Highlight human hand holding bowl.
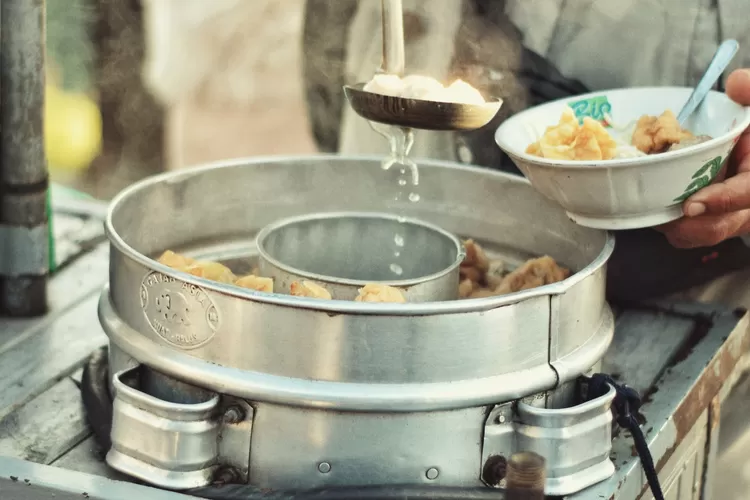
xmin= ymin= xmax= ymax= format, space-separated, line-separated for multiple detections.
xmin=657 ymin=70 xmax=750 ymax=248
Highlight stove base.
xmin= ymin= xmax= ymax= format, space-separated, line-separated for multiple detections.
xmin=84 ymin=345 xmax=619 ymax=497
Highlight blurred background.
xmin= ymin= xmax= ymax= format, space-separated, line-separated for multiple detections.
xmin=47 ymin=0 xmax=316 ymax=199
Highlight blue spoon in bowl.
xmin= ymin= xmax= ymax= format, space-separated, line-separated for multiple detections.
xmin=677 ymin=39 xmax=740 ymax=125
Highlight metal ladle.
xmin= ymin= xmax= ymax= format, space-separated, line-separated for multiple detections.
xmin=677 ymin=39 xmax=739 ymax=125
xmin=343 ymin=0 xmax=503 ymax=131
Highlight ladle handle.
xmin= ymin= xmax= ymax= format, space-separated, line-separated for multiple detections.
xmin=381 ymin=0 xmax=405 ymax=76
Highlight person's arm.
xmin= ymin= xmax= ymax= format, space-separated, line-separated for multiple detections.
xmin=450 ymin=1 xmax=588 ymax=171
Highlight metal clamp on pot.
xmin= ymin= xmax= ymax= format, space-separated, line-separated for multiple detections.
xmin=107 ymin=366 xmax=253 ymax=490
xmin=481 ymin=382 xmax=616 ymax=496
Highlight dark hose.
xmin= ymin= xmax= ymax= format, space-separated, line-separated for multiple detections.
xmin=81 ymin=347 xmax=508 ymax=499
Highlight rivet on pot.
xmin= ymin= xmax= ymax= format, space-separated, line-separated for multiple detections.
xmin=318 ymin=462 xmax=331 ymax=474
xmin=213 ymin=466 xmax=239 ymax=485
xmin=222 ymin=406 xmax=245 ymax=424
xmin=425 ymin=467 xmax=439 ymax=480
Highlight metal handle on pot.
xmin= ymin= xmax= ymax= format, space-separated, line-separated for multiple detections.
xmin=481 ymin=384 xmax=617 ymax=496
xmin=107 ymin=366 xmax=222 ymax=490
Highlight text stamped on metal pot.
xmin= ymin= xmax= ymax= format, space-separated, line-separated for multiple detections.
xmin=140 ymin=272 xmax=220 ymax=349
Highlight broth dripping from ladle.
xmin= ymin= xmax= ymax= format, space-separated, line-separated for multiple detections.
xmin=350 ymin=0 xmax=489 ymax=278
xmin=370 ymin=121 xmax=421 ymax=276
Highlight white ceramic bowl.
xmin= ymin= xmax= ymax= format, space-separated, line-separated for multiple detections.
xmin=495 ymin=87 xmax=750 ymax=230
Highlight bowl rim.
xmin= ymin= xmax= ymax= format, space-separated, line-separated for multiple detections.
xmin=494 ymin=86 xmax=750 ymax=169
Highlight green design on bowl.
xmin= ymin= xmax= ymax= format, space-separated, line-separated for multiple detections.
xmin=569 ymin=95 xmax=612 ymax=125
xmin=673 ymin=156 xmax=724 ymax=203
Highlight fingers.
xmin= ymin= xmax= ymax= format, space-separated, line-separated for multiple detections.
xmin=684 ymin=170 xmax=750 ymax=216
xmin=658 ymin=209 xmax=750 ymax=248
xmin=727 ymin=70 xmax=750 ymax=176
xmin=734 ymin=130 xmax=750 ymax=173
xmin=726 ymin=69 xmax=750 ymax=106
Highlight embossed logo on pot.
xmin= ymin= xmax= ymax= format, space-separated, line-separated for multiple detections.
xmin=140 ymin=272 xmax=220 ymax=349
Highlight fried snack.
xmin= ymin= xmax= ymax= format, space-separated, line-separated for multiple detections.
xmin=526 ymin=108 xmax=618 ymax=161
xmin=458 ymin=278 xmax=476 ymax=298
xmin=157 ymin=250 xmax=236 ymax=284
xmin=458 ymin=240 xmax=509 ymax=299
xmin=355 ymin=284 xmax=407 ymax=303
xmin=234 ymin=274 xmax=274 ymax=293
xmin=631 ymin=110 xmax=693 ymax=154
xmin=157 ymin=250 xmax=196 ymax=269
xmin=485 ymin=260 xmax=506 ymax=290
xmin=459 ymin=266 xmax=483 ymax=284
xmin=185 ymin=261 xmax=237 ymax=284
xmin=494 ymin=256 xmax=570 ymax=295
xmin=462 ymin=239 xmax=490 ymax=271
xmin=460 ymin=239 xmax=490 ymax=285
xmin=290 ymin=280 xmax=332 ymax=300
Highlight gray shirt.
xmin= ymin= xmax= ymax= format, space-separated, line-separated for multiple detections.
xmin=507 ymin=0 xmax=743 ymax=89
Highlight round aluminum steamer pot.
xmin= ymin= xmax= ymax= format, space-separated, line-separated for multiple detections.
xmin=256 ymin=211 xmax=463 ymax=302
xmin=102 ymin=155 xmax=614 ymax=410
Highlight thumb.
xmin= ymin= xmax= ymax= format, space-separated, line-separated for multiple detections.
xmin=685 ymin=167 xmax=750 ymax=216
xmin=726 ymin=69 xmax=750 ymax=106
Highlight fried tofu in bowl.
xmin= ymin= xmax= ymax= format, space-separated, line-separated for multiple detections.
xmin=495 ymin=87 xmax=750 ymax=230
